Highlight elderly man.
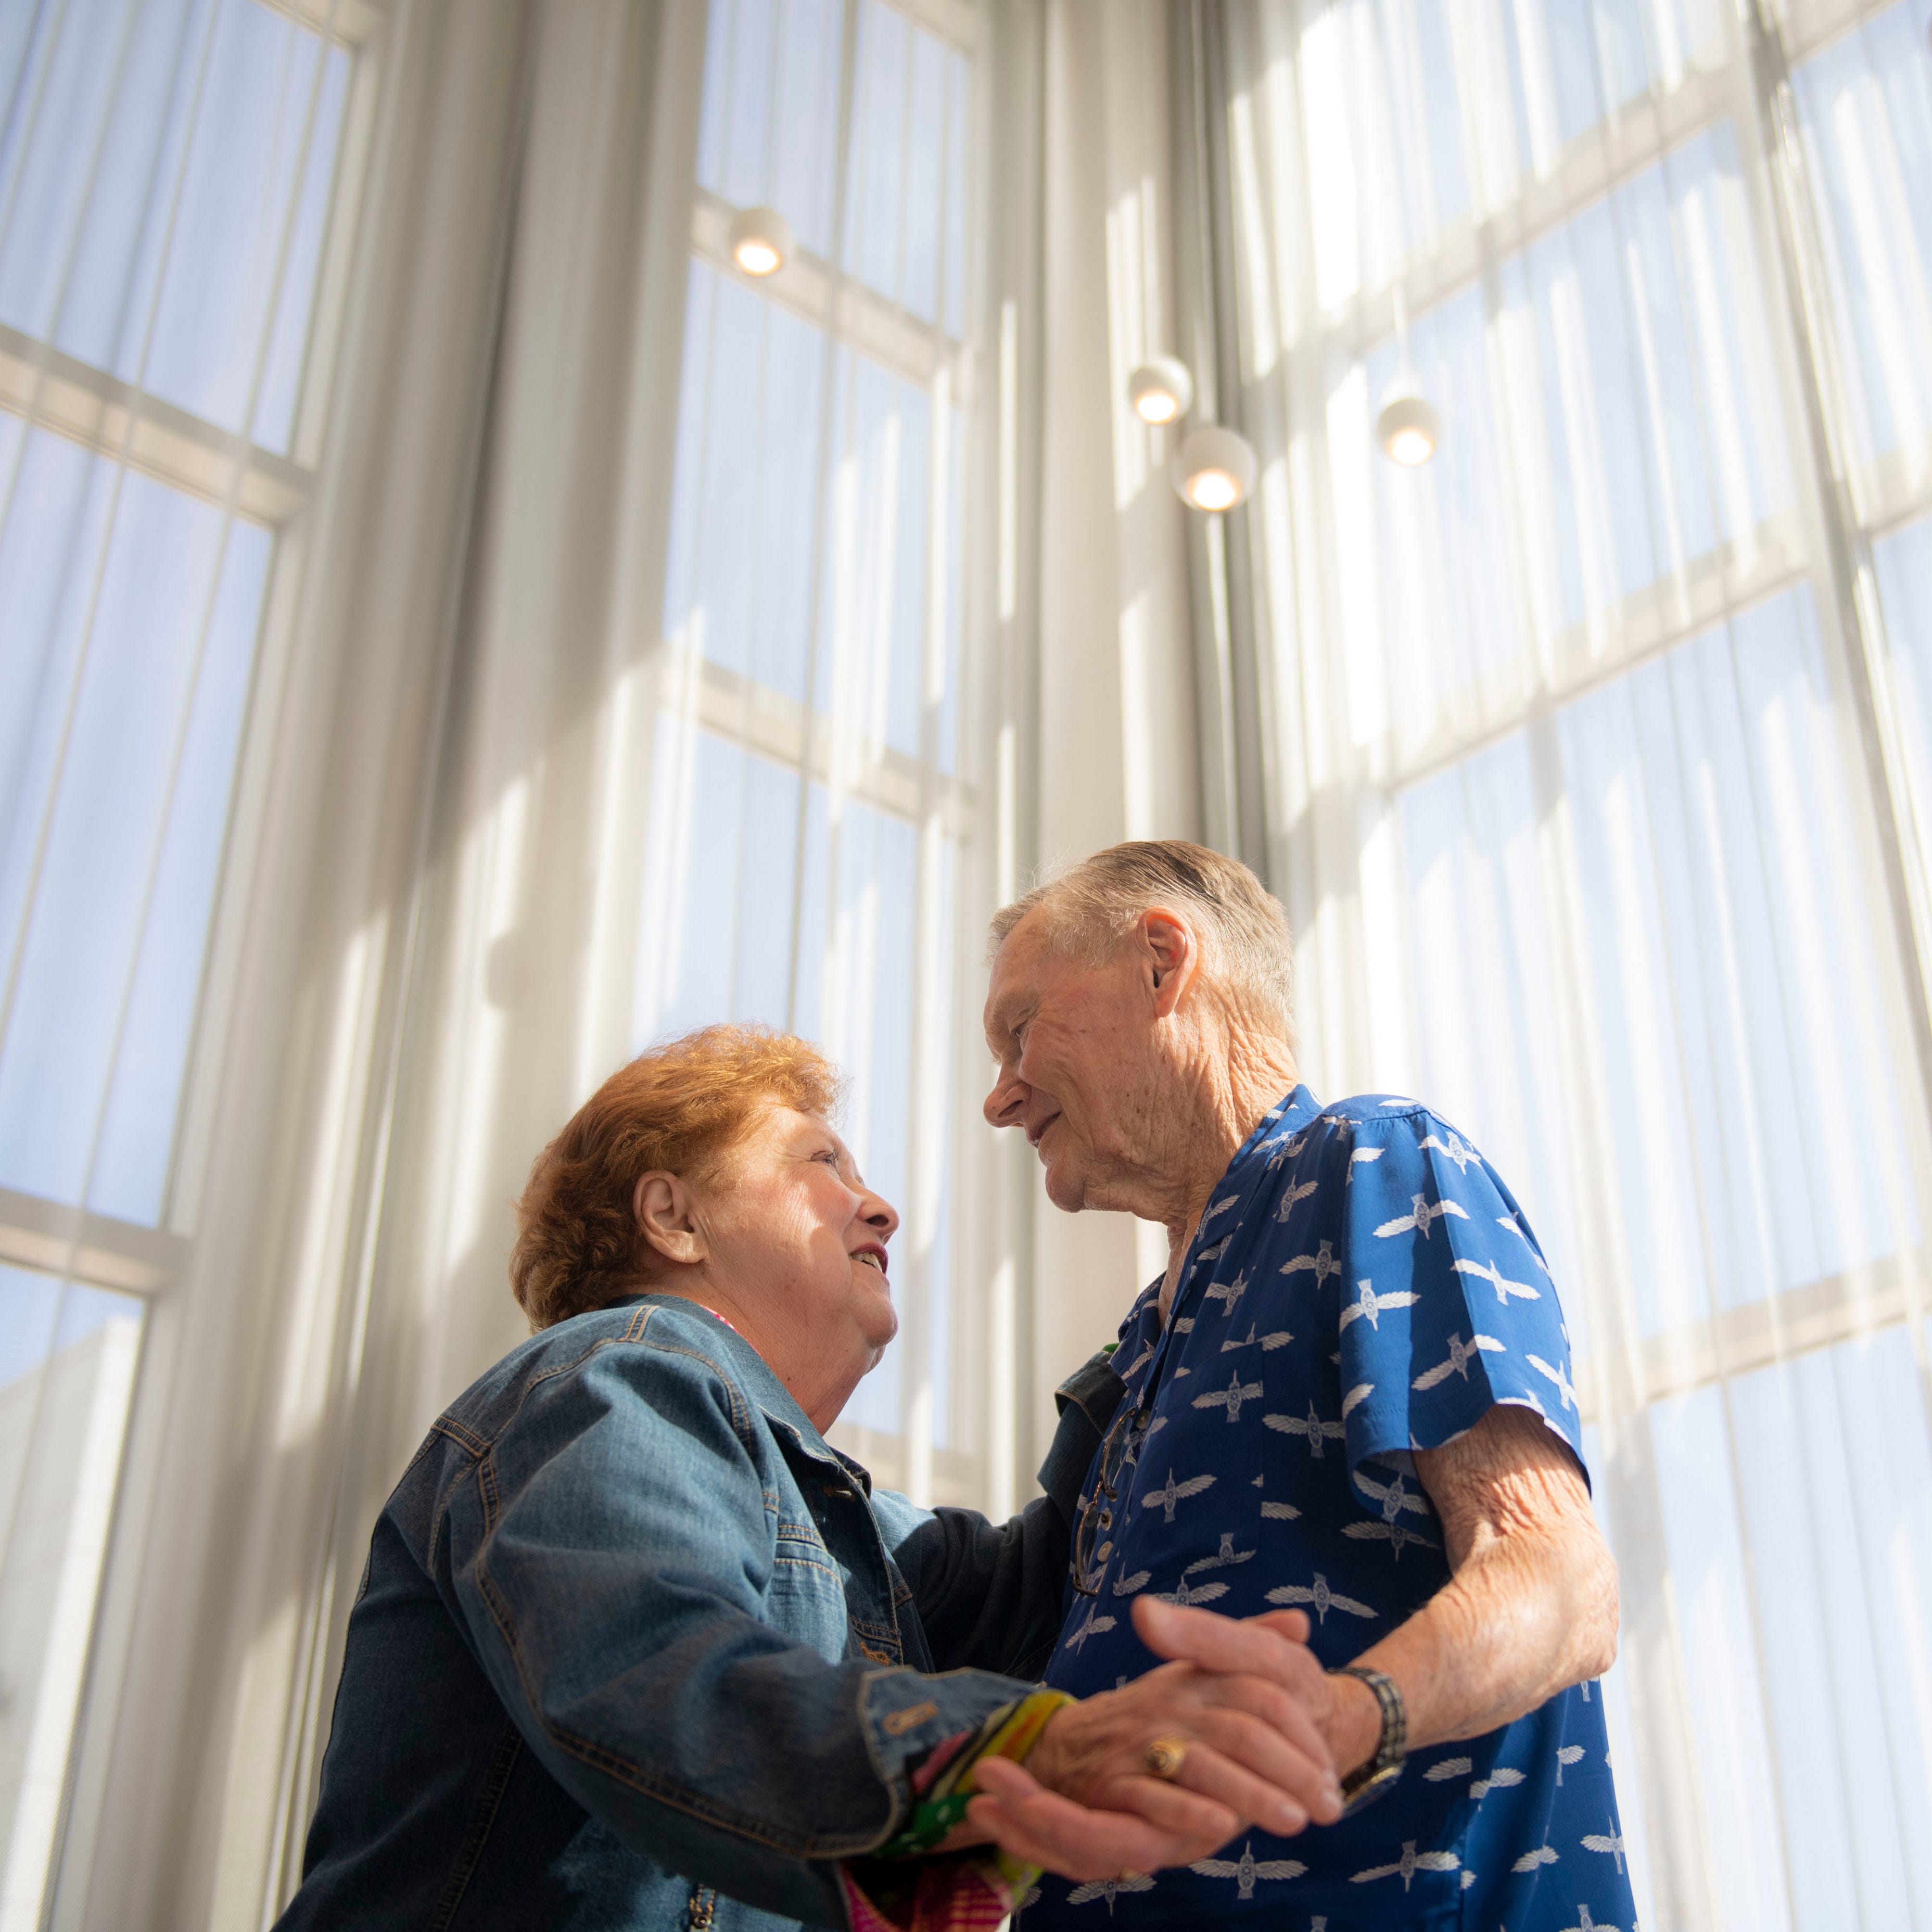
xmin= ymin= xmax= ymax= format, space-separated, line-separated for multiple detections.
xmin=977 ymin=841 xmax=1633 ymax=1931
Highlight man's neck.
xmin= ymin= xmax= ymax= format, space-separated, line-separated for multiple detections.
xmin=1155 ymin=1024 xmax=1299 ymax=1321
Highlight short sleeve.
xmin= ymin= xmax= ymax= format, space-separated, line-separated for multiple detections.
xmin=1336 ymin=1109 xmax=1584 ymax=1477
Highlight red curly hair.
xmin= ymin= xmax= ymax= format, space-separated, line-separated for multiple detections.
xmin=510 ymin=1024 xmax=843 ymax=1329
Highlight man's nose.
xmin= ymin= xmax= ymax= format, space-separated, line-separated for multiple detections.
xmin=983 ymin=1069 xmax=1026 ymax=1129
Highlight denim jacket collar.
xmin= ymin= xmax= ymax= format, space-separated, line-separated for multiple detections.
xmin=620 ymin=1293 xmax=875 ymax=1494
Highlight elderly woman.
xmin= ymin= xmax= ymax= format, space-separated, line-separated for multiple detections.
xmin=275 ymin=1025 xmax=1340 ymax=1932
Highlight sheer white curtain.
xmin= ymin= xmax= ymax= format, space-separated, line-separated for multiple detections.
xmin=643 ymin=0 xmax=988 ymax=1502
xmin=0 ymin=3 xmax=365 ymax=1924
xmin=0 ymin=2 xmax=1033 ymax=1925
xmin=1213 ymin=0 xmax=1932 ymax=1924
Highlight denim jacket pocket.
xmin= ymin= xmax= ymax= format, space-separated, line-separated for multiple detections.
xmin=765 ymin=1516 xmax=855 ymax=1671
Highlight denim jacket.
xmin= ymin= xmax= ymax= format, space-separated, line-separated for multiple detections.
xmin=275 ymin=1295 xmax=1124 ymax=1932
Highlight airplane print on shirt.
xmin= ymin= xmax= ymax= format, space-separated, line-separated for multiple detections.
xmin=1263 ymin=1401 xmax=1346 ymax=1457
xmin=1025 ymin=1087 xmax=1633 ymax=1932
xmin=1063 ymin=1875 xmax=1155 ymax=1913
xmin=1452 ymin=1255 xmax=1542 ymax=1305
xmin=1339 ymin=1277 xmax=1421 ymax=1331
xmin=1191 ymin=1371 xmax=1264 ymax=1421
xmin=1138 ymin=1469 xmax=1214 ymax=1522
xmin=1188 ymin=1842 xmax=1308 ymax=1899
xmin=1279 ymin=1240 xmax=1344 ymax=1288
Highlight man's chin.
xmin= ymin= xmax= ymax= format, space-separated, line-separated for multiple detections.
xmin=1041 ymin=1156 xmax=1091 ymax=1214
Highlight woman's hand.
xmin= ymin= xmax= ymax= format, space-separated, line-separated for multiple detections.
xmin=961 ymin=1597 xmax=1342 ymax=1882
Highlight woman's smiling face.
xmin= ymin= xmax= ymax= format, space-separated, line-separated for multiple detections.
xmin=683 ymin=1106 xmax=900 ymax=1415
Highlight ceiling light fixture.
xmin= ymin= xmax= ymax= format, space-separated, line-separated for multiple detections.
xmin=1375 ymin=389 xmax=1442 ymax=467
xmin=1126 ymin=356 xmax=1196 ymax=426
xmin=728 ymin=205 xmax=793 ymax=278
xmin=1173 ymin=424 xmax=1257 ymax=512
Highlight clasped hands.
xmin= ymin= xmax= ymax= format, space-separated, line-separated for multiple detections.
xmin=958 ymin=1596 xmax=1346 ymax=1881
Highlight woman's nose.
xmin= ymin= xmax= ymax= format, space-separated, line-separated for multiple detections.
xmin=865 ymin=1192 xmax=899 ymax=1241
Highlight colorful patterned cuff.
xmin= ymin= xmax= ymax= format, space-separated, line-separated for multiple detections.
xmin=840 ymin=1848 xmax=1035 ymax=1932
xmin=874 ymin=1687 xmax=1073 ymax=1858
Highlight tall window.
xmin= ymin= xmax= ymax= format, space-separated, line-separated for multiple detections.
xmin=0 ymin=3 xmax=362 ymax=1920
xmin=1224 ymin=0 xmax=1932 ymax=1921
xmin=645 ymin=0 xmax=981 ymax=1497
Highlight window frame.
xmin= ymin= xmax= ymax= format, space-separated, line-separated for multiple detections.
xmin=1228 ymin=0 xmax=1932 ymax=1432
xmin=660 ymin=0 xmax=996 ymax=1502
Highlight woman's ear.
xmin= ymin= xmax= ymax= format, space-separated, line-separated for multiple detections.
xmin=634 ymin=1171 xmax=706 ymax=1267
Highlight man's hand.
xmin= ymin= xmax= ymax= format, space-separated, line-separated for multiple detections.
xmin=960 ymin=1596 xmax=1341 ymax=1882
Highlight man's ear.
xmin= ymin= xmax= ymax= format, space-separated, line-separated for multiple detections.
xmin=634 ymin=1171 xmax=706 ymax=1267
xmin=1141 ymin=906 xmax=1199 ymax=1018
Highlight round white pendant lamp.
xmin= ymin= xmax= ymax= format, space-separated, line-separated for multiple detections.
xmin=1375 ymin=388 xmax=1442 ymax=467
xmin=1173 ymin=424 xmax=1257 ymax=512
xmin=728 ymin=204 xmax=794 ymax=277
xmin=1126 ymin=356 xmax=1196 ymax=426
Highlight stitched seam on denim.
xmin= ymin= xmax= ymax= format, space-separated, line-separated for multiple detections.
xmin=493 ymin=1310 xmax=723 ymax=1445
xmin=471 ymin=1548 xmax=896 ymax=1858
xmin=774 ymin=1521 xmax=826 ymax=1545
xmin=428 ymin=1447 xmax=485 ymax=1571
xmin=853 ymin=1669 xmax=916 ymax=1835
xmin=433 ymin=1414 xmax=491 ymax=1458
xmin=764 ymin=1413 xmax=850 ymax=1472
xmin=542 ymin=1725 xmax=897 ymax=1857
xmin=638 ymin=1334 xmax=757 ymax=1447
xmin=428 ymin=1720 xmax=523 ymax=1932
xmin=772 ymin=1554 xmax=843 ymax=1586
xmin=477 ymin=1450 xmax=501 ymax=1537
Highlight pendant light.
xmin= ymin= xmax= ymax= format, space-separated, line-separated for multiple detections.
xmin=1376 ymin=282 xmax=1441 ymax=466
xmin=1173 ymin=424 xmax=1257 ymax=512
xmin=1127 ymin=357 xmax=1196 ymax=426
xmin=728 ymin=205 xmax=793 ymax=278
xmin=1375 ymin=389 xmax=1443 ymax=466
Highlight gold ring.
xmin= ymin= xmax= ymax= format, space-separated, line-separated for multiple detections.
xmin=1143 ymin=1736 xmax=1189 ymax=1781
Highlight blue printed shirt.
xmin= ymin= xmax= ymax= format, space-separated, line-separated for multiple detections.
xmin=1021 ymin=1088 xmax=1636 ymax=1932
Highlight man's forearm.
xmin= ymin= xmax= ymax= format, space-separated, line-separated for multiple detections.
xmin=1312 ymin=1407 xmax=1621 ymax=1774
xmin=1320 ymin=1518 xmax=1619 ymax=1773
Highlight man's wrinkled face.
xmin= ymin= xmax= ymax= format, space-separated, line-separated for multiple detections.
xmin=981 ymin=908 xmax=1161 ymax=1213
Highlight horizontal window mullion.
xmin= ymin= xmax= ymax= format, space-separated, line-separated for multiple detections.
xmin=659 ymin=645 xmax=976 ymax=837
xmin=0 ymin=323 xmax=312 ymax=526
xmin=1301 ymin=65 xmax=1739 ymax=359
xmin=1577 ymin=1245 xmax=1928 ymax=1421
xmin=1358 ymin=524 xmax=1814 ymax=794
xmin=0 ymin=1185 xmax=186 ymax=1295
xmin=689 ymin=190 xmax=967 ymax=392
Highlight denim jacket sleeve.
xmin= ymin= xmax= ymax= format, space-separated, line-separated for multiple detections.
xmin=435 ymin=1325 xmax=1037 ymax=1929
xmin=878 ymin=1350 xmax=1127 ymax=1681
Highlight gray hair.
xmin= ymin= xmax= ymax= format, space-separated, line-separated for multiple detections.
xmin=988 ymin=840 xmax=1297 ymax=1045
